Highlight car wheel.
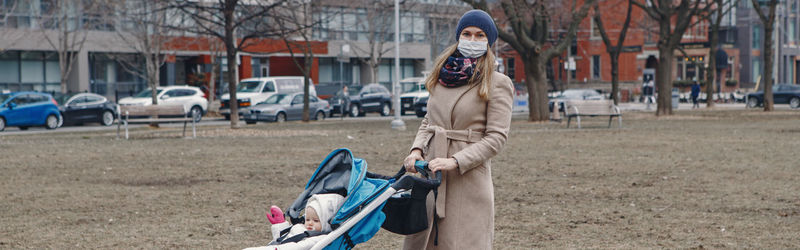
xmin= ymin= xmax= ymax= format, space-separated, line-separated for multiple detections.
xmin=0 ymin=117 xmax=4 ymax=131
xmin=245 ymin=120 xmax=256 ymax=125
xmin=415 ymin=111 xmax=426 ymax=118
xmin=315 ymin=111 xmax=325 ymax=121
xmin=224 ymin=114 xmax=231 ymax=120
xmin=57 ymin=114 xmax=64 ymax=128
xmin=276 ymin=112 xmax=286 ymax=123
xmin=190 ymin=106 xmax=203 ymax=122
xmin=746 ymin=97 xmax=759 ymax=108
xmin=380 ymin=103 xmax=391 ymax=116
xmin=45 ymin=114 xmax=58 ymax=129
xmin=790 ymin=97 xmax=800 ymax=109
xmin=349 ymin=104 xmax=360 ymax=117
xmin=101 ymin=110 xmax=114 ymax=126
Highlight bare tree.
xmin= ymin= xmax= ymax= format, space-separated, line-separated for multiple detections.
xmin=632 ymin=0 xmax=712 ymax=116
xmin=704 ymin=0 xmax=738 ymax=109
xmin=272 ymin=0 xmax=323 ymax=122
xmin=108 ymin=0 xmax=172 ymax=110
xmin=39 ymin=0 xmax=92 ymax=94
xmin=0 ymin=1 xmax=26 ymax=55
xmin=750 ymin=0 xmax=777 ymax=111
xmin=170 ymin=0 xmax=286 ymax=128
xmin=338 ymin=0 xmax=418 ymax=83
xmin=463 ymin=0 xmax=598 ymax=122
xmin=593 ymin=0 xmax=633 ymax=105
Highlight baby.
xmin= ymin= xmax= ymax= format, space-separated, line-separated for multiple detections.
xmin=244 ymin=193 xmax=346 ymax=250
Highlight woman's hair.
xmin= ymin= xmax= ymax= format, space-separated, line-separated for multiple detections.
xmin=425 ymin=43 xmax=495 ymax=101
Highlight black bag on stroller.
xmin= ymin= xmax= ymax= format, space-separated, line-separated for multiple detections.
xmin=379 ymin=162 xmax=441 ymax=235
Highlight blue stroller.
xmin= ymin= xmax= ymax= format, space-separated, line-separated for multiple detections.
xmin=268 ymin=148 xmax=441 ymax=250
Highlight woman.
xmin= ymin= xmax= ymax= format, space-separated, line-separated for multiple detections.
xmin=402 ymin=9 xmax=513 ymax=249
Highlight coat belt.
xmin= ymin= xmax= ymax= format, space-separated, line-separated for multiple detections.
xmin=424 ymin=125 xmax=484 ymax=218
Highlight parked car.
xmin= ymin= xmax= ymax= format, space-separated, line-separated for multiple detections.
xmin=0 ymin=92 xmax=61 ymax=131
xmin=746 ymin=84 xmax=800 ymax=108
xmin=244 ymin=92 xmax=330 ymax=123
xmin=347 ymin=83 xmax=393 ymax=117
xmin=55 ymin=93 xmax=117 ymax=126
xmin=399 ymin=77 xmax=428 ymax=115
xmin=548 ymin=88 xmax=604 ymax=113
xmin=414 ymin=95 xmax=429 ymax=118
xmin=220 ymin=77 xmax=316 ymax=120
xmin=117 ymin=85 xmax=207 ymax=122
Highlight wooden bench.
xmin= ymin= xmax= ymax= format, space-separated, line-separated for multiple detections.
xmin=565 ymin=100 xmax=622 ymax=129
xmin=117 ymin=105 xmax=195 ymax=139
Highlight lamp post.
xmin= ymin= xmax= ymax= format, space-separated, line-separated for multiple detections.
xmin=339 ymin=44 xmax=350 ymax=88
xmin=391 ymin=0 xmax=406 ymax=130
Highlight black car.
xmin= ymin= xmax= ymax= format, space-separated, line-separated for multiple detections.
xmin=414 ymin=95 xmax=428 ymax=118
xmin=746 ymin=84 xmax=800 ymax=109
xmin=55 ymin=93 xmax=117 ymax=126
xmin=330 ymin=83 xmax=392 ymax=117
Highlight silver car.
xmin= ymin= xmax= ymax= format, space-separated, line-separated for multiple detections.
xmin=244 ymin=92 xmax=331 ymax=123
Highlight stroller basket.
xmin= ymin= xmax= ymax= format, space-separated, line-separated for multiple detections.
xmin=274 ymin=148 xmax=440 ymax=250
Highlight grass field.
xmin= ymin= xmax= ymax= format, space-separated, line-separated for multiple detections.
xmin=1 ymin=109 xmax=799 ymax=249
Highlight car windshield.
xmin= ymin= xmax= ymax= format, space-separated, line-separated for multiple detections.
xmin=0 ymin=93 xmax=9 ymax=104
xmin=53 ymin=93 xmax=78 ymax=105
xmin=260 ymin=94 xmax=290 ymax=104
xmin=348 ymin=86 xmax=363 ymax=96
xmin=134 ymin=89 xmax=163 ymax=98
xmin=403 ymin=83 xmax=426 ymax=93
xmin=237 ymin=81 xmax=262 ymax=93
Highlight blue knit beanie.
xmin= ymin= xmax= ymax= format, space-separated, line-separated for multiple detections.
xmin=455 ymin=10 xmax=498 ymax=47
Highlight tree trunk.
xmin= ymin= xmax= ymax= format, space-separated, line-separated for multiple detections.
xmin=762 ymin=5 xmax=776 ymax=111
xmin=610 ymin=52 xmax=620 ymax=105
xmin=224 ymin=8 xmax=240 ymax=127
xmin=524 ymin=54 xmax=549 ymax=121
xmin=656 ymin=46 xmax=674 ymax=116
xmin=148 ymin=56 xmax=160 ymax=128
xmin=302 ymin=52 xmax=312 ymax=122
xmin=209 ymin=58 xmax=217 ymax=104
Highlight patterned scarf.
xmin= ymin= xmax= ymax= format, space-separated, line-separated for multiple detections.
xmin=438 ymin=53 xmax=478 ymax=88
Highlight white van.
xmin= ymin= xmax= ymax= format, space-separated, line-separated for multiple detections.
xmin=220 ymin=76 xmax=316 ymax=120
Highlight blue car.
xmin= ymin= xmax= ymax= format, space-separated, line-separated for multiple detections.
xmin=0 ymin=92 xmax=62 ymax=131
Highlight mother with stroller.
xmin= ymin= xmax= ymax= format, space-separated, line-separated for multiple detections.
xmin=403 ymin=9 xmax=513 ymax=249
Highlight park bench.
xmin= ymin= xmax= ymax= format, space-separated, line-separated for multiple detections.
xmin=117 ymin=105 xmax=196 ymax=139
xmin=565 ymin=100 xmax=622 ymax=129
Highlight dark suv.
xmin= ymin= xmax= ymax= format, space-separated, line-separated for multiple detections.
xmin=347 ymin=83 xmax=393 ymax=117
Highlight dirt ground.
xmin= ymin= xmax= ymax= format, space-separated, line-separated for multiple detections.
xmin=1 ymin=109 xmax=799 ymax=249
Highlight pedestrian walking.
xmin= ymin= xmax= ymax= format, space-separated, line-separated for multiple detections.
xmin=402 ymin=9 xmax=513 ymax=249
xmin=335 ymin=85 xmax=350 ymax=119
xmin=691 ymin=81 xmax=701 ymax=109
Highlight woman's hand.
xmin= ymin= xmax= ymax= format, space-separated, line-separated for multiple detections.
xmin=404 ymin=149 xmax=424 ymax=173
xmin=429 ymin=158 xmax=458 ymax=173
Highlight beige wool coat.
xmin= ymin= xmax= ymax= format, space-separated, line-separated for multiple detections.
xmin=403 ymin=71 xmax=514 ymax=249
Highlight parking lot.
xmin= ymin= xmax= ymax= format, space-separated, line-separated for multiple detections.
xmin=1 ymin=108 xmax=799 ymax=248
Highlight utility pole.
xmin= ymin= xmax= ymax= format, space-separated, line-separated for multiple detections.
xmin=391 ymin=0 xmax=406 ymax=130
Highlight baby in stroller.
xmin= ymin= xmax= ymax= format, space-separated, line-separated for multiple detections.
xmin=244 ymin=193 xmax=346 ymax=250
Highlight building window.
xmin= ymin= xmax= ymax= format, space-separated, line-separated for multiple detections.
xmin=590 ymin=18 xmax=600 ymax=39
xmin=507 ymin=57 xmax=515 ymax=80
xmin=592 ymin=55 xmax=601 ymax=79
xmin=753 ymin=26 xmax=761 ymax=49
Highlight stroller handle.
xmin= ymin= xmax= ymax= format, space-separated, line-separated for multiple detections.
xmin=390 ymin=161 xmax=442 ymax=191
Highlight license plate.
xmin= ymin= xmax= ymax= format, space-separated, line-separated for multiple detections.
xmin=403 ymin=103 xmax=411 ymax=108
xmin=250 ymin=114 xmax=257 ymax=119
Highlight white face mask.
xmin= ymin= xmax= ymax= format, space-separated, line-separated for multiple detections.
xmin=457 ymin=40 xmax=488 ymax=58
